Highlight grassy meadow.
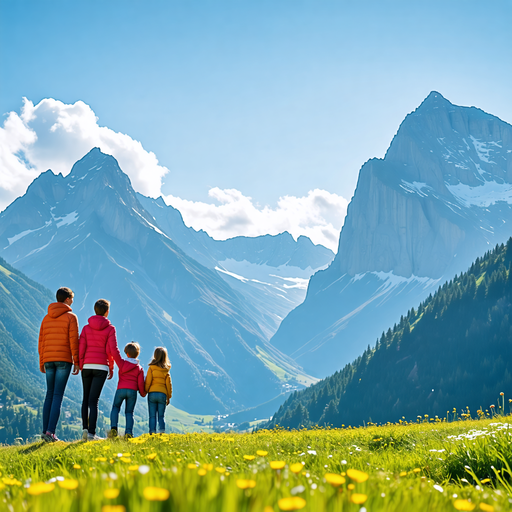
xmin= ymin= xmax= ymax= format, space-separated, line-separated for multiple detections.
xmin=1 ymin=417 xmax=511 ymax=511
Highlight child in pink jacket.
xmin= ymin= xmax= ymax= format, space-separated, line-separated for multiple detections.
xmin=108 ymin=342 xmax=146 ymax=438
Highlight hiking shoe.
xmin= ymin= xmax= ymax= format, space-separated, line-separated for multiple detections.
xmin=45 ymin=431 xmax=60 ymax=442
xmin=41 ymin=432 xmax=51 ymax=442
xmin=107 ymin=428 xmax=118 ymax=439
xmin=87 ymin=433 xmax=104 ymax=441
xmin=82 ymin=429 xmax=88 ymax=441
xmin=124 ymin=433 xmax=133 ymax=439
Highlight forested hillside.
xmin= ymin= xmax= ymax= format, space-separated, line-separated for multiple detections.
xmin=268 ymin=239 xmax=512 ymax=429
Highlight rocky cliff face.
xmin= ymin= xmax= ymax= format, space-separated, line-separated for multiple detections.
xmin=337 ymin=92 xmax=512 ymax=279
xmin=271 ymin=92 xmax=512 ymax=377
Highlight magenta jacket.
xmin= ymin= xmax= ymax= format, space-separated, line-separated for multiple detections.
xmin=114 ymin=357 xmax=146 ymax=395
xmin=78 ymin=315 xmax=118 ymax=371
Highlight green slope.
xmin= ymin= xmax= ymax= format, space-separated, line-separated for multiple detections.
xmin=0 ymin=256 xmax=53 ymax=403
xmin=267 ymin=239 xmax=512 ymax=429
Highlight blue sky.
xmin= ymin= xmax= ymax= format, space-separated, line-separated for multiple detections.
xmin=1 ymin=0 xmax=511 ymax=247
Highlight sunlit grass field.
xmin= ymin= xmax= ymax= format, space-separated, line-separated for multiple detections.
xmin=1 ymin=417 xmax=511 ymax=511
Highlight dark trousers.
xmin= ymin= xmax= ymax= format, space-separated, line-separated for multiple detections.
xmin=81 ymin=369 xmax=108 ymax=435
xmin=43 ymin=361 xmax=72 ymax=434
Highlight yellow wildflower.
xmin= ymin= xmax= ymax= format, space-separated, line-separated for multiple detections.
xmin=348 ymin=483 xmax=355 ymax=490
xmin=350 ymin=493 xmax=368 ymax=504
xmin=480 ymin=479 xmax=491 ymax=484
xmin=454 ymin=500 xmax=476 ymax=511
xmin=198 ymin=468 xmax=207 ymax=476
xmin=324 ymin=473 xmax=345 ymax=487
xmin=399 ymin=471 xmax=407 ymax=477
xmin=270 ymin=461 xmax=286 ymax=470
xmin=73 ymin=464 xmax=81 ymax=470
xmin=479 ymin=504 xmax=494 ymax=512
xmin=27 ymin=482 xmax=55 ymax=495
xmin=257 ymin=450 xmax=268 ymax=456
xmin=277 ymin=496 xmax=307 ymax=510
xmin=102 ymin=507 xmax=126 ymax=512
xmin=104 ymin=489 xmax=120 ymax=499
xmin=243 ymin=455 xmax=256 ymax=461
xmin=128 ymin=465 xmax=139 ymax=471
xmin=236 ymin=479 xmax=257 ymax=489
xmin=95 ymin=457 xmax=107 ymax=462
xmin=147 ymin=453 xmax=157 ymax=460
xmin=187 ymin=463 xmax=197 ymax=469
xmin=57 ymin=479 xmax=79 ymax=490
xmin=347 ymin=469 xmax=369 ymax=483
xmin=143 ymin=487 xmax=170 ymax=501
xmin=413 ymin=468 xmax=421 ymax=473
xmin=2 ymin=477 xmax=22 ymax=486
xmin=215 ymin=467 xmax=226 ymax=474
xmin=290 ymin=463 xmax=304 ymax=474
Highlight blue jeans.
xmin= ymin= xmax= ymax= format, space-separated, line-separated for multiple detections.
xmin=43 ymin=361 xmax=72 ymax=434
xmin=110 ymin=388 xmax=137 ymax=435
xmin=148 ymin=392 xmax=166 ymax=433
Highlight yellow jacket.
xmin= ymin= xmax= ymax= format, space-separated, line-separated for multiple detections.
xmin=145 ymin=365 xmax=172 ymax=398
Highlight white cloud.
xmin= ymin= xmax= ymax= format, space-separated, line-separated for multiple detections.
xmin=1 ymin=98 xmax=347 ymax=251
xmin=0 ymin=97 xmax=168 ymax=211
xmin=164 ymin=188 xmax=347 ymax=251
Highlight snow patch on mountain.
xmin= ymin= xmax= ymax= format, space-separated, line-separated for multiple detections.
xmin=6 ymin=221 xmax=52 ymax=247
xmin=54 ymin=211 xmax=78 ymax=228
xmin=446 ymin=180 xmax=512 ymax=208
xmin=371 ymin=271 xmax=442 ymax=294
xmin=215 ymin=266 xmax=249 ymax=283
xmin=470 ymin=135 xmax=500 ymax=164
xmin=400 ymin=181 xmax=432 ymax=197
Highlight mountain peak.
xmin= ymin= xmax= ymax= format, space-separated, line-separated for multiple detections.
xmin=416 ymin=91 xmax=452 ymax=112
xmin=68 ymin=147 xmax=122 ymax=180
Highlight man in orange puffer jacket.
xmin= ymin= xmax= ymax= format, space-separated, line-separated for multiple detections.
xmin=38 ymin=287 xmax=79 ymax=442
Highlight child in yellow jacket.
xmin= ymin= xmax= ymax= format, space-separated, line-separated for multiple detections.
xmin=145 ymin=347 xmax=172 ymax=434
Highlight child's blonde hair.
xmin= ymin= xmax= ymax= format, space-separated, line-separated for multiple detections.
xmin=149 ymin=346 xmax=171 ymax=370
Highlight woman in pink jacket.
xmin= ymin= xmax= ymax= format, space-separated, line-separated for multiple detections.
xmin=78 ymin=299 xmax=119 ymax=441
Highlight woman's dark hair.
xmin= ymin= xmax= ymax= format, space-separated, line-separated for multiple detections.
xmin=94 ymin=299 xmax=110 ymax=316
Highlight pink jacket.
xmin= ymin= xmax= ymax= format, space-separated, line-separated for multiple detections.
xmin=114 ymin=356 xmax=146 ymax=395
xmin=78 ymin=316 xmax=118 ymax=371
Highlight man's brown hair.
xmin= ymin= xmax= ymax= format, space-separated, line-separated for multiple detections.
xmin=56 ymin=287 xmax=74 ymax=303
xmin=125 ymin=342 xmax=140 ymax=359
xmin=94 ymin=299 xmax=111 ymax=316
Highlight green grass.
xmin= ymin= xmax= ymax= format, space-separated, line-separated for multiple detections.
xmin=165 ymin=406 xmax=214 ymax=433
xmin=255 ymin=346 xmax=317 ymax=387
xmin=1 ymin=417 xmax=512 ymax=511
xmin=0 ymin=265 xmax=12 ymax=277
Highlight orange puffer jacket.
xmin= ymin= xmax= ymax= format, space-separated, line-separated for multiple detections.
xmin=145 ymin=365 xmax=172 ymax=398
xmin=78 ymin=315 xmax=118 ymax=371
xmin=38 ymin=302 xmax=79 ymax=371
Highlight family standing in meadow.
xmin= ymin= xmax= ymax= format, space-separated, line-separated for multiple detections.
xmin=37 ymin=287 xmax=173 ymax=442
